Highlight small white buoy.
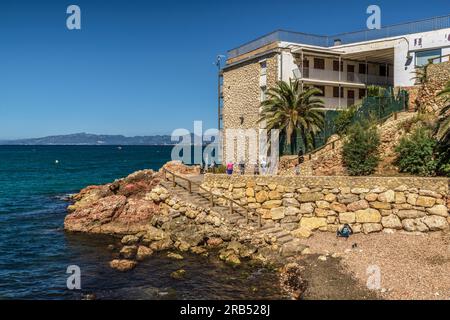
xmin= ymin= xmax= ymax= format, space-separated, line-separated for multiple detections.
xmin=55 ymin=160 xmax=59 ymax=164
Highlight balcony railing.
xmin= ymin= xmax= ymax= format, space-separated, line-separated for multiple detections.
xmin=227 ymin=15 xmax=450 ymax=59
xmin=321 ymin=97 xmax=363 ymax=109
xmin=293 ymin=68 xmax=393 ymax=86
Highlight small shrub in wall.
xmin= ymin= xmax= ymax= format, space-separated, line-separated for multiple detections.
xmin=394 ymin=127 xmax=437 ymax=176
xmin=342 ymin=120 xmax=380 ymax=176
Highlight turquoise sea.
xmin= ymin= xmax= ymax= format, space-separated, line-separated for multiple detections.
xmin=0 ymin=146 xmax=282 ymax=300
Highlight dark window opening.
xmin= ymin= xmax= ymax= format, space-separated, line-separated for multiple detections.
xmin=379 ymin=65 xmax=387 ymax=77
xmin=314 ymin=58 xmax=325 ymax=70
xmin=359 ymin=63 xmax=367 ymax=74
xmin=333 ymin=87 xmax=344 ymax=98
xmin=315 ymin=85 xmax=325 ymax=97
xmin=359 ymin=89 xmax=366 ymax=99
xmin=333 ymin=60 xmax=343 ymax=72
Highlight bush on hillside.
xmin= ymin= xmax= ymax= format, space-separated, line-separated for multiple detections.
xmin=334 ymin=105 xmax=358 ymax=135
xmin=342 ymin=120 xmax=380 ymax=176
xmin=394 ymin=127 xmax=437 ymax=176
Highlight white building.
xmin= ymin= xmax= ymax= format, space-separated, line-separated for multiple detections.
xmin=223 ymin=14 xmax=450 ymax=111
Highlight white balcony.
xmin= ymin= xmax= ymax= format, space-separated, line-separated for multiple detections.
xmin=292 ymin=68 xmax=393 ymax=86
xmin=321 ymin=97 xmax=363 ymax=109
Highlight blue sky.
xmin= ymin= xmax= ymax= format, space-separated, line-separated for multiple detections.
xmin=0 ymin=0 xmax=449 ymax=139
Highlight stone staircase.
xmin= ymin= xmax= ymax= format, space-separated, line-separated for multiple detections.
xmin=160 ymin=176 xmax=299 ymax=254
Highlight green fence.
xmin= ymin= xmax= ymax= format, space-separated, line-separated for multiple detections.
xmin=280 ymin=93 xmax=408 ymax=156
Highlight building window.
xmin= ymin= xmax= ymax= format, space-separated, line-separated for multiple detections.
xmin=415 ymin=49 xmax=442 ymax=66
xmin=333 ymin=60 xmax=343 ymax=72
xmin=333 ymin=87 xmax=344 ymax=98
xmin=359 ymin=89 xmax=366 ymax=99
xmin=314 ymin=58 xmax=325 ymax=70
xmin=379 ymin=65 xmax=387 ymax=77
xmin=315 ymin=85 xmax=325 ymax=97
xmin=260 ymin=86 xmax=267 ymax=102
xmin=359 ymin=63 xmax=367 ymax=74
xmin=260 ymin=61 xmax=267 ymax=75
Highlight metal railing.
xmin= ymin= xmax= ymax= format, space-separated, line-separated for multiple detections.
xmin=228 ymin=15 xmax=450 ymax=59
xmin=293 ymin=67 xmax=394 ymax=86
xmin=162 ymin=167 xmax=261 ymax=227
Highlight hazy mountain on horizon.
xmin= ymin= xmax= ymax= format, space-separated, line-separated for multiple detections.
xmin=0 ymin=132 xmax=189 ymax=145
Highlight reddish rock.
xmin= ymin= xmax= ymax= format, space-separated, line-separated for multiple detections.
xmin=64 ymin=169 xmax=161 ymax=235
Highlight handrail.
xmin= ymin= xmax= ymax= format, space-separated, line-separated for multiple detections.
xmin=161 ymin=167 xmax=261 ymax=227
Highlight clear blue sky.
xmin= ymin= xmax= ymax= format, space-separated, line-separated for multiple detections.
xmin=1 ymin=0 xmax=448 ymax=139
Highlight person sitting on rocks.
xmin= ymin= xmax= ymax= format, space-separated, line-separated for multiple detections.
xmin=337 ymin=224 xmax=353 ymax=239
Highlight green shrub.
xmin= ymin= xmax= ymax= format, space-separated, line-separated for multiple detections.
xmin=394 ymin=127 xmax=437 ymax=176
xmin=207 ymin=164 xmax=226 ymax=174
xmin=342 ymin=120 xmax=380 ymax=176
xmin=334 ymin=105 xmax=358 ymax=135
xmin=435 ymin=143 xmax=450 ymax=177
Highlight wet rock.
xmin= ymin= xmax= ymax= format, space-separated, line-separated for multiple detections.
xmin=225 ymin=253 xmax=241 ymax=266
xmin=167 ymin=252 xmax=184 ymax=260
xmin=121 ymin=235 xmax=139 ymax=245
xmin=136 ymin=245 xmax=153 ymax=261
xmin=207 ymin=237 xmax=223 ymax=247
xmin=279 ymin=262 xmax=307 ymax=300
xmin=109 ymin=259 xmax=137 ymax=272
xmin=170 ymin=269 xmax=186 ymax=279
xmin=120 ymin=245 xmax=138 ymax=259
xmin=190 ymin=246 xmax=208 ymax=255
xmin=150 ymin=238 xmax=173 ymax=251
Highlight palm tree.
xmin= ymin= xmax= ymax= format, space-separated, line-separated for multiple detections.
xmin=436 ymin=81 xmax=450 ymax=143
xmin=258 ymin=80 xmax=325 ymax=154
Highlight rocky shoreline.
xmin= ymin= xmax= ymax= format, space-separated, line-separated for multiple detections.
xmin=63 ymin=163 xmax=336 ymax=299
xmin=64 ymin=162 xmax=392 ymax=299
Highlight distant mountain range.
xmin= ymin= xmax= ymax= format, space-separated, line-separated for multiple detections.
xmin=0 ymin=133 xmax=197 ymax=145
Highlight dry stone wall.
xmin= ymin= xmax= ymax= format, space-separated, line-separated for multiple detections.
xmin=202 ymin=174 xmax=450 ymax=237
xmin=404 ymin=61 xmax=450 ymax=114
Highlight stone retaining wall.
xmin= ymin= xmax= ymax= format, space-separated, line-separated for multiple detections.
xmin=202 ymin=174 xmax=450 ymax=236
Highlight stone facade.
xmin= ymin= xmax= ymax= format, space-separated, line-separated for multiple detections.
xmin=202 ymin=174 xmax=450 ymax=235
xmin=405 ymin=61 xmax=450 ymax=114
xmin=222 ymin=53 xmax=278 ymax=163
